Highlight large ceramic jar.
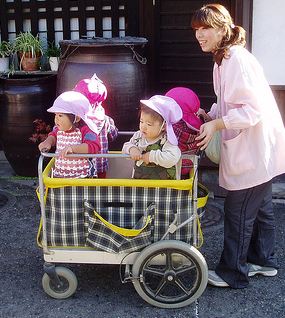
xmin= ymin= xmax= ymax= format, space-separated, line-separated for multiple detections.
xmin=0 ymin=73 xmax=57 ymax=177
xmin=57 ymin=37 xmax=148 ymax=149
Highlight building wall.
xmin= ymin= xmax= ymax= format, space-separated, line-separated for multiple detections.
xmin=252 ymin=0 xmax=285 ymax=85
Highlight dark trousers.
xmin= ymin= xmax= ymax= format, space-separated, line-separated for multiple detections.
xmin=215 ymin=180 xmax=277 ymax=288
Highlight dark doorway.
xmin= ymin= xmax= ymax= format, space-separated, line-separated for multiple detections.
xmin=139 ymin=0 xmax=251 ymax=111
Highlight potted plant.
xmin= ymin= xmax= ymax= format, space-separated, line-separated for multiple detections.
xmin=13 ymin=32 xmax=43 ymax=71
xmin=45 ymin=41 xmax=61 ymax=71
xmin=0 ymin=40 xmax=13 ymax=72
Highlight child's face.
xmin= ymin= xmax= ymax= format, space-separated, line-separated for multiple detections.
xmin=139 ymin=111 xmax=165 ymax=142
xmin=54 ymin=113 xmax=73 ymax=131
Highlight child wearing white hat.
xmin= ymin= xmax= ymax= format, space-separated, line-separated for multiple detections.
xmin=38 ymin=91 xmax=101 ymax=178
xmin=122 ymin=95 xmax=182 ymax=179
xmin=73 ymin=74 xmax=118 ymax=178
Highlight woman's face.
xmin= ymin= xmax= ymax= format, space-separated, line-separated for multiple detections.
xmin=139 ymin=111 xmax=164 ymax=142
xmin=195 ymin=26 xmax=224 ymax=52
xmin=54 ymin=113 xmax=73 ymax=131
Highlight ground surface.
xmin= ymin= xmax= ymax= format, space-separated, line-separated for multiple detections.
xmin=0 ymin=178 xmax=284 ymax=318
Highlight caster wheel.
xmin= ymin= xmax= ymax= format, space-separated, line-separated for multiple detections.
xmin=42 ymin=266 xmax=78 ymax=299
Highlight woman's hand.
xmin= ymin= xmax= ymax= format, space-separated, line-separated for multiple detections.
xmin=196 ymin=108 xmax=212 ymax=123
xmin=129 ymin=147 xmax=142 ymax=161
xmin=196 ymin=118 xmax=225 ymax=150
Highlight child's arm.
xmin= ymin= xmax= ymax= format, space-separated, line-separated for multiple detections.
xmin=106 ymin=116 xmax=118 ymax=141
xmin=144 ymin=142 xmax=181 ymax=168
xmin=38 ymin=135 xmax=56 ymax=152
xmin=59 ymin=126 xmax=101 ymax=157
xmin=122 ymin=131 xmax=142 ymax=160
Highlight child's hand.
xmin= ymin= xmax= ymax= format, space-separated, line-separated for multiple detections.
xmin=38 ymin=141 xmax=51 ymax=152
xmin=129 ymin=147 xmax=142 ymax=161
xmin=59 ymin=146 xmax=74 ymax=158
xmin=141 ymin=152 xmax=150 ymax=164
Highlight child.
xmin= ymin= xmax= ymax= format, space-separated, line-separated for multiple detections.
xmin=38 ymin=91 xmax=101 ymax=178
xmin=165 ymin=87 xmax=203 ymax=178
xmin=74 ymin=74 xmax=118 ymax=178
xmin=122 ymin=95 xmax=182 ymax=180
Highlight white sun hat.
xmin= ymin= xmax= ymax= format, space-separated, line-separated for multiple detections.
xmin=140 ymin=95 xmax=182 ymax=145
xmin=47 ymin=91 xmax=99 ymax=134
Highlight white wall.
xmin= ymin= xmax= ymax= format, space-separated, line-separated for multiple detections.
xmin=252 ymin=0 xmax=285 ymax=85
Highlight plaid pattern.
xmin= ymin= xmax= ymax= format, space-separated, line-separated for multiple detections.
xmin=94 ymin=115 xmax=118 ymax=174
xmin=173 ymin=121 xmax=200 ymax=176
xmin=85 ymin=201 xmax=152 ymax=253
xmin=173 ymin=120 xmax=199 ymax=152
xmin=44 ymin=185 xmax=204 ymax=250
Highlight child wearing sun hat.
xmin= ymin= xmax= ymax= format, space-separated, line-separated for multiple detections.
xmin=122 ymin=95 xmax=182 ymax=179
xmin=38 ymin=91 xmax=101 ymax=178
xmin=74 ymin=74 xmax=118 ymax=178
xmin=165 ymin=87 xmax=203 ymax=178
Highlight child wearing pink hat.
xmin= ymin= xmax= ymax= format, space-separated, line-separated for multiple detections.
xmin=165 ymin=87 xmax=203 ymax=178
xmin=38 ymin=91 xmax=101 ymax=178
xmin=74 ymin=74 xmax=118 ymax=178
xmin=122 ymin=95 xmax=182 ymax=179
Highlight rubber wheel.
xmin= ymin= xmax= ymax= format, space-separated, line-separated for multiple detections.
xmin=132 ymin=240 xmax=208 ymax=308
xmin=42 ymin=266 xmax=78 ymax=299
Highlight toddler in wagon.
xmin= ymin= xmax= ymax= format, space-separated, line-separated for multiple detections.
xmin=165 ymin=87 xmax=203 ymax=178
xmin=38 ymin=91 xmax=101 ymax=178
xmin=73 ymin=74 xmax=118 ymax=178
xmin=122 ymin=95 xmax=182 ymax=180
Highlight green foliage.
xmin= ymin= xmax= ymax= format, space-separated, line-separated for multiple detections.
xmin=0 ymin=41 xmax=13 ymax=58
xmin=13 ymin=32 xmax=43 ymax=57
xmin=45 ymin=41 xmax=61 ymax=57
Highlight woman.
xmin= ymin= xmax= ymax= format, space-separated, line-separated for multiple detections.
xmin=191 ymin=3 xmax=285 ymax=288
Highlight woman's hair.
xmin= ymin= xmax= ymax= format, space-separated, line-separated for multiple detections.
xmin=140 ymin=104 xmax=164 ymax=124
xmin=191 ymin=3 xmax=246 ymax=64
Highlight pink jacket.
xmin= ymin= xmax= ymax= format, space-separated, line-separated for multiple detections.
xmin=208 ymin=45 xmax=285 ymax=190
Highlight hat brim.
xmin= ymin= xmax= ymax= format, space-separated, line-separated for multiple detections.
xmin=47 ymin=105 xmax=72 ymax=114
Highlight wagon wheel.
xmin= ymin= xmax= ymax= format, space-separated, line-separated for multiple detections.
xmin=132 ymin=240 xmax=208 ymax=309
xmin=42 ymin=266 xmax=78 ymax=299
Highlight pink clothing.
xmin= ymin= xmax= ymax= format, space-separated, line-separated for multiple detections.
xmin=49 ymin=125 xmax=100 ymax=178
xmin=208 ymin=46 xmax=285 ymax=190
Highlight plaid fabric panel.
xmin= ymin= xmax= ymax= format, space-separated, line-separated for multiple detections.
xmin=45 ymin=185 xmax=196 ymax=247
xmin=46 ymin=187 xmax=89 ymax=246
xmin=84 ymin=202 xmax=152 ymax=253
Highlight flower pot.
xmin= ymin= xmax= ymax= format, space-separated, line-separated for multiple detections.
xmin=48 ymin=56 xmax=59 ymax=71
xmin=0 ymin=73 xmax=57 ymax=176
xmin=0 ymin=57 xmax=10 ymax=72
xmin=20 ymin=56 xmax=40 ymax=71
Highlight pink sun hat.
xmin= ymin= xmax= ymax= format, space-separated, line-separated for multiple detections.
xmin=73 ymin=73 xmax=107 ymax=107
xmin=47 ymin=91 xmax=99 ymax=134
xmin=140 ymin=95 xmax=182 ymax=145
xmin=165 ymin=87 xmax=202 ymax=130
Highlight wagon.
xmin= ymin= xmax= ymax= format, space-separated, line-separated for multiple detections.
xmin=37 ymin=152 xmax=209 ymax=308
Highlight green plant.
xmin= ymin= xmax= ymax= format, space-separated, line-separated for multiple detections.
xmin=13 ymin=32 xmax=43 ymax=58
xmin=0 ymin=40 xmax=13 ymax=58
xmin=45 ymin=41 xmax=61 ymax=57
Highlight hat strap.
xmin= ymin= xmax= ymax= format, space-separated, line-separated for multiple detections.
xmin=158 ymin=120 xmax=166 ymax=135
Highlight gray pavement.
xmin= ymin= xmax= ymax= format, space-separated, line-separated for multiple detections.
xmin=0 ymin=150 xmax=284 ymax=317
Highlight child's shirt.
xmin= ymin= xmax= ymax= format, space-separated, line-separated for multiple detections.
xmin=49 ymin=126 xmax=100 ymax=178
xmin=173 ymin=119 xmax=200 ymax=177
xmin=91 ymin=115 xmax=118 ymax=174
xmin=122 ymin=131 xmax=181 ymax=179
